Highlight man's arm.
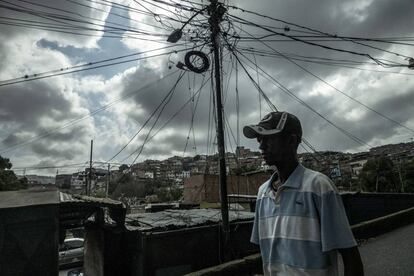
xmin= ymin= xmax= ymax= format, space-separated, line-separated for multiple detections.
xmin=339 ymin=246 xmax=364 ymax=276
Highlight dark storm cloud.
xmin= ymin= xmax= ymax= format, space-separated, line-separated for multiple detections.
xmin=31 ymin=142 xmax=76 ymax=159
xmin=345 ymin=0 xmax=414 ymax=37
xmin=0 ymin=78 xmax=91 ymax=160
xmin=285 ymin=84 xmax=414 ymax=152
xmin=1 ymin=0 xmax=414 ymax=170
xmin=0 ymin=82 xmax=71 ymax=126
xmin=113 ymin=57 xmax=268 ymax=160
xmin=221 ymin=0 xmax=414 ymax=150
xmin=0 ymin=0 xmax=110 ymax=46
xmin=373 ymin=89 xmax=414 ymax=124
xmin=341 ymin=87 xmax=414 ymax=142
xmin=119 ymin=63 xmax=213 ymax=126
xmin=228 ymin=0 xmax=414 ymax=82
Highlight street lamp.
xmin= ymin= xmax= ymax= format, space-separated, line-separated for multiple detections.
xmin=167 ymin=7 xmax=207 ymax=43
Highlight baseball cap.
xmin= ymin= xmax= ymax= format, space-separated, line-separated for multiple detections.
xmin=243 ymin=111 xmax=302 ymax=139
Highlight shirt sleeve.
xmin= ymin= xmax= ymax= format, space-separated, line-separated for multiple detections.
xmin=250 ymin=198 xmax=260 ymax=245
xmin=316 ymin=176 xmax=357 ymax=252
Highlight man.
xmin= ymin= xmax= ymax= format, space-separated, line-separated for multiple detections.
xmin=243 ymin=111 xmax=363 ymax=276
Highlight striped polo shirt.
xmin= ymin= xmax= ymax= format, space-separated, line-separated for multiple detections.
xmin=251 ymin=164 xmax=356 ymax=276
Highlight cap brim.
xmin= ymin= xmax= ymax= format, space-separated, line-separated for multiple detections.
xmin=243 ymin=125 xmax=259 ymax=139
xmin=243 ymin=125 xmax=283 ymax=139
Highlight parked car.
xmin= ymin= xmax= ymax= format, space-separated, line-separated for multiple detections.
xmin=67 ymin=268 xmax=83 ymax=276
xmin=59 ymin=238 xmax=84 ymax=268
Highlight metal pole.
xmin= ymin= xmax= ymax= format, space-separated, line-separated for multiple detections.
xmin=89 ymin=140 xmax=93 ymax=196
xmin=209 ymin=0 xmax=229 ymax=259
xmin=398 ymin=159 xmax=404 ymax=192
xmin=106 ymin=163 xmax=110 ymax=198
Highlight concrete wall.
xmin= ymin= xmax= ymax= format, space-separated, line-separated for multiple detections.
xmin=0 ymin=205 xmax=59 ymax=276
xmin=342 ymin=193 xmax=414 ymax=225
xmin=84 ymin=224 xmax=104 ymax=276
xmin=184 ymin=173 xmax=270 ymax=203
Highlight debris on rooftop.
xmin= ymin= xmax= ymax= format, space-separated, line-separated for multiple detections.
xmin=125 ymin=208 xmax=254 ymax=232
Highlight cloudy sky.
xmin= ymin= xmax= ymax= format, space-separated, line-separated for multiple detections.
xmin=0 ymin=0 xmax=413 ymax=175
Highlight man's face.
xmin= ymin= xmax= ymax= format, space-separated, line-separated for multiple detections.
xmin=257 ymin=134 xmax=290 ymax=167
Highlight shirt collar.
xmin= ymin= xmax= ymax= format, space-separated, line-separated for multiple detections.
xmin=267 ymin=163 xmax=304 ymax=190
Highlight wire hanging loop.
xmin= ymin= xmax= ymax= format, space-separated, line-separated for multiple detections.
xmin=184 ymin=50 xmax=210 ymax=73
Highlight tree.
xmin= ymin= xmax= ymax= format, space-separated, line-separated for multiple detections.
xmin=119 ymin=164 xmax=129 ymax=173
xmin=401 ymin=160 xmax=414 ymax=193
xmin=110 ymin=175 xmax=160 ymax=199
xmin=0 ymin=155 xmax=28 ymax=191
xmin=359 ymin=156 xmax=399 ymax=192
xmin=232 ymin=165 xmax=257 ymax=175
xmin=0 ymin=156 xmax=12 ymax=170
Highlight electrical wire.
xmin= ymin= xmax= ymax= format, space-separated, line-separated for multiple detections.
xmin=183 ymin=73 xmax=205 ymax=156
xmin=227 ymin=13 xmax=410 ymax=68
xmin=228 ymin=5 xmax=414 ymax=57
xmin=0 ymin=42 xmax=207 ymax=87
xmin=236 ymin=46 xmax=414 ymax=76
xmin=130 ymin=71 xmax=184 ymax=166
xmin=0 ymin=0 xmax=168 ymax=38
xmin=0 ymin=70 xmax=182 ymax=154
xmin=120 ymin=72 xmax=211 ymax=164
xmin=7 ymin=0 xmax=168 ymax=33
xmin=235 ymin=28 xmax=414 ymax=134
xmin=225 ymin=40 xmax=373 ymax=149
xmin=107 ymin=70 xmax=185 ymax=163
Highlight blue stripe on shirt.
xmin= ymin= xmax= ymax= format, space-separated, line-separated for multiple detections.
xmin=259 ymin=237 xmax=332 ymax=269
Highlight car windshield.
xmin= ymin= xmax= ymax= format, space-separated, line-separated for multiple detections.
xmin=60 ymin=239 xmax=84 ymax=251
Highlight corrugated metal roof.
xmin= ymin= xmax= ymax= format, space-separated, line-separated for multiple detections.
xmin=59 ymin=192 xmax=126 ymax=229
xmin=59 ymin=192 xmax=124 ymax=207
xmin=125 ymin=209 xmax=254 ymax=232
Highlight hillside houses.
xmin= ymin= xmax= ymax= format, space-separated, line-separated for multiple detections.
xmin=54 ymin=141 xmax=414 ymax=195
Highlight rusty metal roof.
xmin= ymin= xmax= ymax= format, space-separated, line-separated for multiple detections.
xmin=59 ymin=192 xmax=124 ymax=208
xmin=59 ymin=192 xmax=125 ymax=229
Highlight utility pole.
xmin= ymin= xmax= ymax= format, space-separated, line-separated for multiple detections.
xmin=375 ymin=158 xmax=379 ymax=192
xmin=88 ymin=140 xmax=93 ymax=196
xmin=106 ymin=163 xmax=110 ymax=198
xmin=209 ymin=0 xmax=230 ymax=261
xmin=397 ymin=158 xmax=404 ymax=193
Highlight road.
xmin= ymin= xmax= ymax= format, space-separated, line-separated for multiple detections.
xmin=339 ymin=223 xmax=414 ymax=276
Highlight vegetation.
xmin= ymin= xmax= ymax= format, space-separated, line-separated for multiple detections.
xmin=0 ymin=155 xmax=28 ymax=191
xmin=232 ymin=165 xmax=258 ymax=175
xmin=109 ymin=167 xmax=182 ymax=203
xmin=401 ymin=160 xmax=414 ymax=193
xmin=359 ymin=156 xmax=402 ymax=192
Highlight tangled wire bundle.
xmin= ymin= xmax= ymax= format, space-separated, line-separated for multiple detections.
xmin=184 ymin=51 xmax=210 ymax=73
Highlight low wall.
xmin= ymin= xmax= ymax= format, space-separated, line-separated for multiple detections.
xmin=342 ymin=193 xmax=414 ymax=225
xmin=92 ymin=220 xmax=258 ymax=276
xmin=351 ymin=206 xmax=414 ymax=239
xmin=185 ymin=254 xmax=262 ymax=276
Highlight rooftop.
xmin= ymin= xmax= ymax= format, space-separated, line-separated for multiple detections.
xmin=125 ymin=209 xmax=254 ymax=232
xmin=0 ymin=188 xmax=59 ymax=209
